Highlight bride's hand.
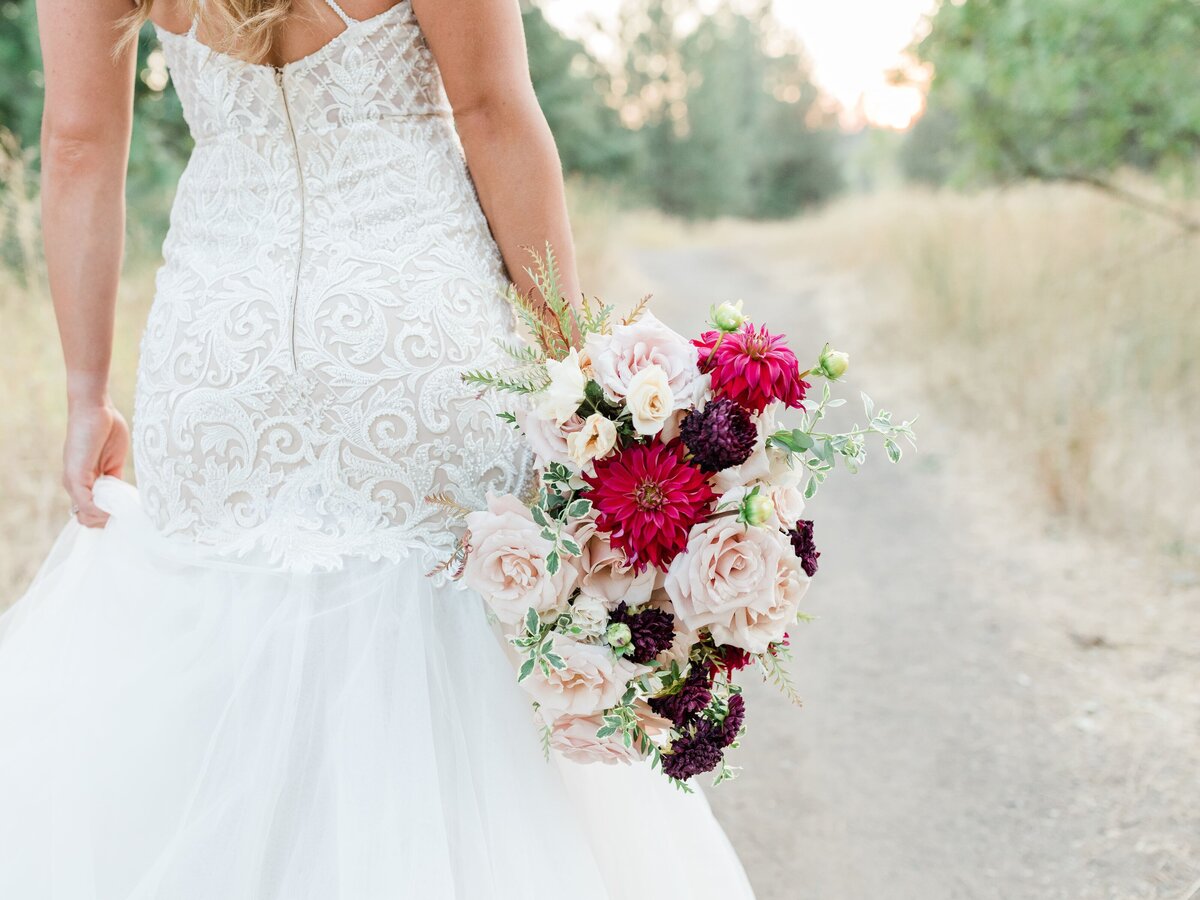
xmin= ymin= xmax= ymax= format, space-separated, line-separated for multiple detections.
xmin=63 ymin=401 xmax=130 ymax=528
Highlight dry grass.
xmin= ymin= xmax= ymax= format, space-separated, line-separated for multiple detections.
xmin=740 ymin=183 xmax=1200 ymax=560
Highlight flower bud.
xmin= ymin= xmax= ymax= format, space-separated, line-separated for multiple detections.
xmin=739 ymin=489 xmax=775 ymax=527
xmin=818 ymin=345 xmax=849 ymax=380
xmin=605 ymin=622 xmax=633 ymax=650
xmin=712 ymin=300 xmax=746 ymax=333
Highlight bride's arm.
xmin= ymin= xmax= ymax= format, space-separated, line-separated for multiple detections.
xmin=413 ymin=0 xmax=582 ymax=316
xmin=36 ymin=0 xmax=136 ymax=527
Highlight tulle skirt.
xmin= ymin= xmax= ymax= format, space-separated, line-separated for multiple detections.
xmin=0 ymin=478 xmax=754 ymax=899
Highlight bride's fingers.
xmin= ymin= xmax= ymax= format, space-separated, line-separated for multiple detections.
xmin=64 ymin=470 xmax=109 ymax=528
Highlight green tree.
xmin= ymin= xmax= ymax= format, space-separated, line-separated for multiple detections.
xmin=0 ymin=0 xmax=189 ymax=245
xmin=608 ymin=0 xmax=841 ymax=219
xmin=522 ymin=5 xmax=631 ymax=177
xmin=915 ymin=0 xmax=1200 ymax=226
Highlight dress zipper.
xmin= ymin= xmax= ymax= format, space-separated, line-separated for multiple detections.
xmin=276 ymin=67 xmax=306 ymax=372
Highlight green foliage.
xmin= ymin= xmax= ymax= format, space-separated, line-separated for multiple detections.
xmin=607 ymin=0 xmax=843 ymax=219
xmin=898 ymin=106 xmax=965 ymax=187
xmin=765 ymin=378 xmax=917 ymax=501
xmin=0 ymin=1 xmax=189 ymax=250
xmin=1 ymin=0 xmax=846 ymax=265
xmin=914 ymin=0 xmax=1200 ymax=187
xmin=522 ymin=5 xmax=633 ymax=177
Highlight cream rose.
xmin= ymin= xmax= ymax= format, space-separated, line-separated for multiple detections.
xmin=717 ymin=482 xmax=804 ymax=531
xmin=664 ymin=519 xmax=810 ymax=653
xmin=548 ymin=713 xmax=641 ymax=765
xmin=520 ymin=632 xmax=643 ymax=716
xmin=566 ymin=412 xmax=618 ymax=470
xmin=624 ymin=365 xmax=675 ymax=436
xmin=578 ymin=528 xmax=655 ymax=610
xmin=584 ymin=312 xmax=704 ymax=410
xmin=772 ymin=483 xmax=807 ymax=527
xmin=463 ymin=494 xmax=578 ymax=626
xmin=535 ymin=348 xmax=587 ymax=426
xmin=712 ymin=407 xmax=801 ymax=496
xmin=568 ymin=593 xmax=611 ymax=638
xmin=516 ymin=408 xmax=582 ymax=467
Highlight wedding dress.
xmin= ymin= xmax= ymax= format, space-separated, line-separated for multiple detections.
xmin=0 ymin=2 xmax=756 ymax=897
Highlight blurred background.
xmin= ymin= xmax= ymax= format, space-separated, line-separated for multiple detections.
xmin=1 ymin=0 xmax=1197 ymax=897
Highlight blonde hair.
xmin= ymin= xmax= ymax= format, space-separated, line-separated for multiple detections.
xmin=118 ymin=0 xmax=294 ymax=64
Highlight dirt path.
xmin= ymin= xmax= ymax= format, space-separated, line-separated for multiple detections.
xmin=624 ymin=242 xmax=1199 ymax=900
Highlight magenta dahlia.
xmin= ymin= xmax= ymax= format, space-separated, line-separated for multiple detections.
xmin=693 ymin=324 xmax=810 ymax=414
xmin=583 ymin=441 xmax=716 ymax=572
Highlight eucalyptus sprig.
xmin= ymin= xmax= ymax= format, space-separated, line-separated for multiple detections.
xmin=512 ymin=607 xmax=566 ymax=683
xmin=767 ymin=382 xmax=918 ymax=499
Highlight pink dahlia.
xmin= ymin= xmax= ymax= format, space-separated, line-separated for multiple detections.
xmin=694 ymin=324 xmax=810 ymax=414
xmin=583 ymin=442 xmax=716 ymax=572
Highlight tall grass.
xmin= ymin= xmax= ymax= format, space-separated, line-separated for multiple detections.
xmin=759 ymin=183 xmax=1200 ymax=556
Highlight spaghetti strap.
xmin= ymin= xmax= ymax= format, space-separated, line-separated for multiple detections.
xmin=322 ymin=0 xmax=357 ymax=25
xmin=186 ymin=0 xmax=204 ymax=38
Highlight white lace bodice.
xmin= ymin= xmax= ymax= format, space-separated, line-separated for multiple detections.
xmin=134 ymin=1 xmax=532 ymax=573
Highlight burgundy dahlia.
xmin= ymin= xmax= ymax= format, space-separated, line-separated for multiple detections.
xmin=721 ymin=693 xmax=746 ymax=747
xmin=661 ymin=720 xmax=725 ymax=781
xmin=680 ymin=397 xmax=757 ymax=472
xmin=649 ymin=665 xmax=712 ymax=727
xmin=583 ymin=441 xmax=716 ymax=572
xmin=694 ymin=324 xmax=810 ymax=414
xmin=609 ymin=602 xmax=675 ymax=664
xmin=788 ymin=519 xmax=820 ymax=577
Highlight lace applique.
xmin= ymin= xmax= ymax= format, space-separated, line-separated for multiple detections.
xmin=136 ymin=2 xmax=533 ymax=576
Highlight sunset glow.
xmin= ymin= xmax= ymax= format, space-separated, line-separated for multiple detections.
xmin=542 ymin=0 xmax=936 ymax=131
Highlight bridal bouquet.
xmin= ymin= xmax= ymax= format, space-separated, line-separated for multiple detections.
xmin=443 ymin=253 xmax=914 ymax=787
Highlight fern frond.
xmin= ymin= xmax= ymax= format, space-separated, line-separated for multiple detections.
xmin=621 ymin=294 xmax=653 ymax=326
xmin=426 ymin=534 xmax=469 ymax=579
xmin=758 ymin=652 xmax=803 ymax=706
xmin=462 ymin=367 xmax=550 ymax=395
xmin=493 ymin=337 xmax=545 ymax=365
xmin=425 ymin=492 xmax=473 ymax=519
xmin=581 ymin=296 xmax=614 ymax=335
xmin=524 ymin=243 xmax=581 ymax=359
xmin=506 ymin=282 xmax=566 ymax=359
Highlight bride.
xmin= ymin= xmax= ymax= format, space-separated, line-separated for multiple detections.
xmin=0 ymin=0 xmax=755 ymax=897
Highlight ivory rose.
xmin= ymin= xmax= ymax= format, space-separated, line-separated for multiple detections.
xmin=712 ymin=408 xmax=800 ymax=494
xmin=516 ymin=408 xmax=582 ymax=467
xmin=566 ymin=412 xmax=617 ymax=470
xmin=520 ymin=632 xmax=643 ymax=716
xmin=549 ymin=696 xmax=675 ymax=765
xmin=568 ymin=593 xmax=611 ymax=638
xmin=717 ymin=482 xmax=804 ymax=531
xmin=535 ymin=348 xmax=587 ymax=426
xmin=463 ymin=493 xmax=578 ymax=626
xmin=548 ymin=713 xmax=642 ymax=765
xmin=664 ymin=519 xmax=810 ymax=653
xmin=625 ymin=365 xmax=675 ymax=436
xmin=578 ymin=528 xmax=655 ymax=610
xmin=584 ymin=312 xmax=705 ymax=409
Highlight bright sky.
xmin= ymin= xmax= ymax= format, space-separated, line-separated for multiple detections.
xmin=541 ymin=0 xmax=936 ymax=130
